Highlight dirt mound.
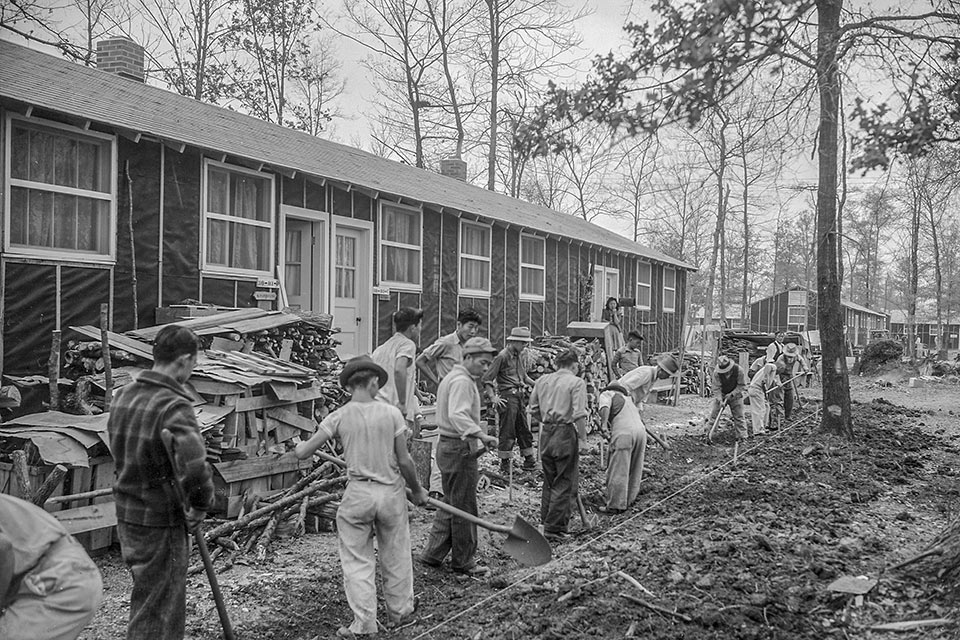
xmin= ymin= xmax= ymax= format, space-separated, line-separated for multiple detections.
xmin=857 ymin=339 xmax=904 ymax=375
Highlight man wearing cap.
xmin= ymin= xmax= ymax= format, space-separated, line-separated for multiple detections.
xmin=371 ymin=307 xmax=424 ymax=429
xmin=747 ymin=362 xmax=780 ymax=435
xmin=421 ymin=338 xmax=499 ymax=576
xmin=773 ymin=343 xmax=806 ymax=422
xmin=415 ymin=308 xmax=483 ymax=501
xmin=617 ymin=354 xmax=680 ymax=409
xmin=596 ymin=383 xmax=646 ymax=514
xmin=296 ymin=356 xmax=428 ymax=637
xmin=529 ymin=348 xmax=588 ymax=540
xmin=482 ymin=327 xmax=537 ymax=475
xmin=704 ymin=355 xmax=748 ymax=441
xmin=611 ymin=331 xmax=644 ymax=377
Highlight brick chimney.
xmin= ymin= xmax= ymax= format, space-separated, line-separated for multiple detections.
xmin=96 ymin=37 xmax=145 ymax=82
xmin=440 ymin=157 xmax=467 ymax=182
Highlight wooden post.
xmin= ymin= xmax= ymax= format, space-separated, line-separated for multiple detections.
xmin=33 ymin=464 xmax=68 ymax=506
xmin=100 ymin=304 xmax=113 ymax=410
xmin=48 ymin=330 xmax=61 ymax=411
xmin=0 ymin=259 xmax=6 ymax=379
xmin=12 ymin=449 xmax=32 ymax=500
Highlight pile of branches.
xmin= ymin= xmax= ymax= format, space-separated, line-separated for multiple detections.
xmin=857 ymin=340 xmax=904 ymax=375
xmin=193 ymin=462 xmax=346 ymax=572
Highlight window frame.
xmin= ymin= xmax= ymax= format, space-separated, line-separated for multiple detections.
xmin=200 ymin=158 xmax=276 ymax=278
xmin=378 ymin=201 xmax=423 ymax=291
xmin=519 ymin=233 xmax=546 ymax=302
xmin=636 ymin=261 xmax=652 ymax=310
xmin=458 ymin=219 xmax=492 ymax=297
xmin=4 ymin=114 xmax=118 ymax=263
xmin=662 ymin=266 xmax=677 ymax=313
xmin=787 ymin=305 xmax=806 ymax=327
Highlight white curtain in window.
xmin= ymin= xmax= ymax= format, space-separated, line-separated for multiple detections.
xmin=232 ymin=178 xmax=260 ymax=269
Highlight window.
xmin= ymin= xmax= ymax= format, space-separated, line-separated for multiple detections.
xmin=459 ymin=221 xmax=491 ymax=295
xmin=636 ymin=262 xmax=652 ymax=309
xmin=519 ymin=234 xmax=545 ymax=300
xmin=788 ymin=305 xmax=806 ymax=326
xmin=663 ymin=267 xmax=677 ymax=312
xmin=379 ymin=203 xmax=421 ymax=288
xmin=202 ymin=160 xmax=274 ymax=275
xmin=788 ymin=290 xmax=806 ymax=306
xmin=5 ymin=116 xmax=115 ymax=261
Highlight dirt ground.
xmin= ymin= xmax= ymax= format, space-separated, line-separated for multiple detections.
xmin=80 ymin=372 xmax=960 ymax=640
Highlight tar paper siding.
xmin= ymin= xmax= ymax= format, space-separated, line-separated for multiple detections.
xmin=750 ymin=288 xmax=888 ymax=346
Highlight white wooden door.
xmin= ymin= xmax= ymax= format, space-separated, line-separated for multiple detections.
xmin=332 ymin=222 xmax=371 ymax=357
xmin=284 ymin=218 xmax=325 ymax=312
xmin=591 ymin=266 xmax=620 ymax=320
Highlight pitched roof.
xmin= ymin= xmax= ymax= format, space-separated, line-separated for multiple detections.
xmin=778 ymin=287 xmax=887 ymax=317
xmin=0 ymin=40 xmax=694 ymax=270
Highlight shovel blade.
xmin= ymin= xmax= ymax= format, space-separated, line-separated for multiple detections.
xmin=502 ymin=516 xmax=552 ymax=566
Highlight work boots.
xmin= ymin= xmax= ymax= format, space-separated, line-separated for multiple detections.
xmin=522 ymin=455 xmax=537 ymax=470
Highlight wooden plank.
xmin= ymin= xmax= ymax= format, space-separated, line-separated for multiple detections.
xmin=266 ymin=418 xmax=299 ymax=443
xmin=130 ymin=308 xmax=266 ymax=341
xmin=54 ymin=501 xmax=117 ymax=534
xmin=266 ymin=407 xmax=315 ymax=432
xmin=89 ymin=460 xmax=115 ymax=549
xmin=212 ymin=451 xmax=309 ymax=484
xmin=234 ymin=386 xmax=325 ymax=412
xmin=269 ymin=382 xmax=299 ymax=401
xmin=69 ymin=326 xmax=154 ymax=360
xmin=189 ymin=379 xmax=247 ymax=397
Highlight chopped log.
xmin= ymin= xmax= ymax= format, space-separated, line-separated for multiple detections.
xmin=100 ymin=304 xmax=113 ymax=410
xmin=33 ymin=464 xmax=68 ymax=506
xmin=254 ymin=509 xmax=283 ymax=563
xmin=48 ymin=330 xmax=61 ymax=411
xmin=295 ymin=495 xmax=309 ymax=537
xmin=12 ymin=450 xmax=33 ymax=500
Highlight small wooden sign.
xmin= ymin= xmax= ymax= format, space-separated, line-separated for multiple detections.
xmin=372 ymin=285 xmax=390 ymax=300
xmin=256 ymin=277 xmax=280 ymax=289
xmin=253 ymin=290 xmax=277 ymax=301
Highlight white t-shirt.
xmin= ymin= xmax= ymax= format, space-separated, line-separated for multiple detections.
xmin=598 ymin=390 xmax=644 ymax=437
xmin=318 ymin=401 xmax=406 ymax=485
xmin=371 ymin=332 xmax=418 ymax=420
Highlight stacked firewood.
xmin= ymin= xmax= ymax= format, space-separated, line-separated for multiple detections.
xmin=62 ymin=341 xmax=143 ymax=378
xmin=521 ymin=336 xmax=608 ymax=433
xmin=193 ymin=462 xmax=346 ymax=571
xmin=247 ymin=323 xmax=341 ymax=372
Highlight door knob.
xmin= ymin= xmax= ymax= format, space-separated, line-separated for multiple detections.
xmin=356 ymin=317 xmax=361 ymax=326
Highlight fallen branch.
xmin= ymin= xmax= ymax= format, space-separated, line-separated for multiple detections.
xmin=619 ymin=592 xmax=692 ymax=623
xmin=886 ymin=546 xmax=944 ymax=572
xmin=617 ymin=570 xmax=657 ymax=598
xmin=33 ymin=464 xmax=68 ymax=506
xmin=12 ymin=450 xmax=32 ymax=500
xmin=868 ymin=618 xmax=953 ymax=632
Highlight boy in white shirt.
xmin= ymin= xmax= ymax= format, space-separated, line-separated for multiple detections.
xmin=296 ymin=356 xmax=428 ymax=638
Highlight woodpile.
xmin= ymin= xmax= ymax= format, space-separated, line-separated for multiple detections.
xmin=193 ymin=461 xmax=347 ymax=571
xmin=522 ymin=336 xmax=609 ymax=433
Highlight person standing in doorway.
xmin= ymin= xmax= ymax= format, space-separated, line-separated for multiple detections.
xmin=483 ymin=327 xmax=537 ymax=475
xmin=110 ymin=325 xmax=214 ymax=640
xmin=371 ymin=307 xmax=423 ymax=430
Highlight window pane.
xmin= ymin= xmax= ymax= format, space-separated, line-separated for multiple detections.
xmin=29 ymin=129 xmax=55 ymax=184
xmin=521 ymin=266 xmax=544 ymax=297
xmin=336 ymin=267 xmax=355 ymax=298
xmin=53 ymin=193 xmax=78 ymax=249
xmin=232 ymin=173 xmax=268 ymax=221
xmin=664 ymin=268 xmax=676 ymax=288
xmin=76 ymin=197 xmax=108 ymax=252
xmin=77 ymin=140 xmax=104 ymax=192
xmin=10 ymin=187 xmax=28 ymax=245
xmin=337 ymin=235 xmax=356 ymax=268
xmin=460 ymin=257 xmax=489 ymax=291
xmin=10 ymin=125 xmax=29 ymax=180
xmin=664 ymin=289 xmax=676 ymax=310
xmin=208 ymin=169 xmax=229 ymax=214
xmin=285 ymin=229 xmax=302 ymax=295
xmin=636 ymin=283 xmax=651 ymax=308
xmin=28 ymin=190 xmax=54 ymax=247
xmin=382 ymin=206 xmax=419 ymax=246
xmin=54 ymin=136 xmax=78 ymax=188
xmin=382 ymin=246 xmax=420 ymax=284
xmin=521 ymin=236 xmax=544 ymax=266
xmin=231 ymin=224 xmax=269 ymax=270
xmin=461 ymin=224 xmax=490 ymax=258
xmin=638 ymin=262 xmax=651 ymax=284
xmin=207 ymin=219 xmax=228 ymax=265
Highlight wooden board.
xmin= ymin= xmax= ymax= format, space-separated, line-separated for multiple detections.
xmin=54 ymin=501 xmax=117 ymax=535
xmin=131 ymin=307 xmax=265 ymax=341
xmin=212 ymin=452 xmax=309 ymax=484
xmin=69 ymin=326 xmax=154 ymax=360
xmin=266 ymin=407 xmax=315 ymax=432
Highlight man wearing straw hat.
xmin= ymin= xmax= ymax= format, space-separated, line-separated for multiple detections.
xmin=421 ymin=338 xmax=499 ymax=577
xmin=617 ymin=354 xmax=681 ymax=409
xmin=483 ymin=327 xmax=538 ymax=475
xmin=773 ymin=343 xmax=806 ymax=422
xmin=703 ymin=355 xmax=748 ymax=441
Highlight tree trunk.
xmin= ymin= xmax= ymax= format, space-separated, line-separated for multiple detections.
xmin=486 ymin=0 xmax=500 ymax=190
xmin=815 ymin=0 xmax=852 ymax=438
xmin=927 ymin=201 xmax=943 ymax=354
xmin=908 ymin=188 xmax=920 ymax=360
xmin=740 ymin=150 xmax=750 ymax=327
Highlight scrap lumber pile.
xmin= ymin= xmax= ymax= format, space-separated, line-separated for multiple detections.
xmin=718 ymin=331 xmax=774 ymax=360
xmin=196 ymin=460 xmax=347 ymax=569
xmin=522 ymin=336 xmax=608 ymax=433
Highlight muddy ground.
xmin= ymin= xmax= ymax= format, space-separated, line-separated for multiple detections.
xmin=80 ymin=373 xmax=960 ymax=639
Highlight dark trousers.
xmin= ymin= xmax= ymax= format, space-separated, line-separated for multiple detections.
xmin=539 ymin=423 xmax=579 ymax=535
xmin=783 ymin=380 xmax=795 ymax=420
xmin=421 ymin=438 xmax=479 ymax=571
xmin=117 ymin=521 xmax=188 ymax=640
xmin=497 ymin=393 xmax=534 ymax=459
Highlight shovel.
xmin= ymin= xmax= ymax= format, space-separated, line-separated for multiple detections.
xmin=706 ymin=397 xmax=729 ymax=443
xmin=314 ymin=450 xmax=553 ymax=567
xmin=160 ymin=430 xmax=236 ymax=640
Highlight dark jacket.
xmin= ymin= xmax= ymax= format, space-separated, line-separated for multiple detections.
xmin=109 ymin=370 xmax=214 ymax=527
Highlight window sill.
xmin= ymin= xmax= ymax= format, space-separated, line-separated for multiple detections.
xmin=519 ymin=295 xmax=546 ymax=303
xmin=202 ymin=267 xmax=272 ymax=281
xmin=459 ymin=289 xmax=491 ymax=298
xmin=3 ymin=248 xmax=115 ymax=267
xmin=379 ymin=281 xmax=422 ymax=294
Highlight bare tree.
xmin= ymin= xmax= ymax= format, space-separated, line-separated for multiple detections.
xmin=288 ymin=38 xmax=347 ymax=135
xmin=612 ymin=135 xmax=662 ymax=242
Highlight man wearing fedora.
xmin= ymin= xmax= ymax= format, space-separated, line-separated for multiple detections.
xmin=773 ymin=343 xmax=806 ymax=422
xmin=483 ymin=327 xmax=537 ymax=475
xmin=704 ymin=355 xmax=748 ymax=441
xmin=295 ymin=356 xmax=428 ymax=638
xmin=617 ymin=354 xmax=680 ymax=409
xmin=421 ymin=338 xmax=499 ymax=576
